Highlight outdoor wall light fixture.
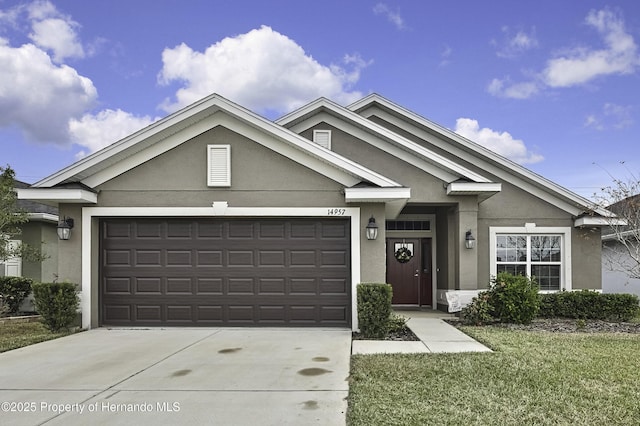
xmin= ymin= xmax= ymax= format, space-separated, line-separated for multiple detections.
xmin=365 ymin=216 xmax=379 ymax=240
xmin=465 ymin=230 xmax=476 ymax=249
xmin=57 ymin=217 xmax=74 ymax=241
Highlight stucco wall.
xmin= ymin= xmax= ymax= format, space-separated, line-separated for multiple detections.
xmin=359 ymin=204 xmax=386 ymax=283
xmin=97 ymin=126 xmax=345 ymax=207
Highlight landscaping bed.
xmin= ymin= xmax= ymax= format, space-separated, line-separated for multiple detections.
xmin=352 ymin=325 xmax=419 ymax=341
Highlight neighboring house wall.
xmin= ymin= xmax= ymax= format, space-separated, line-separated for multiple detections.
xmin=602 ymin=240 xmax=640 ymax=297
xmin=20 ymin=221 xmax=58 ymax=283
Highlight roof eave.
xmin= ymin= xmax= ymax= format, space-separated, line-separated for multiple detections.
xmin=17 ymin=188 xmax=98 ymax=206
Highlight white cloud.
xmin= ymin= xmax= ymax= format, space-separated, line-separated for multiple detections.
xmin=373 ymin=3 xmax=406 ymax=30
xmin=69 ymin=109 xmax=157 ymax=158
xmin=454 ymin=118 xmax=543 ymax=164
xmin=0 ymin=40 xmax=97 ymax=144
xmin=29 ymin=17 xmax=84 ymax=62
xmin=495 ymin=26 xmax=539 ymax=58
xmin=488 ymin=8 xmax=640 ymax=99
xmin=585 ymin=103 xmax=633 ymax=131
xmin=487 ymin=78 xmax=539 ymax=99
xmin=22 ymin=0 xmax=85 ymax=63
xmin=158 ymin=26 xmax=368 ymax=114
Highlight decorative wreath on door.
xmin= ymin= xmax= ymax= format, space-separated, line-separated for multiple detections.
xmin=394 ymin=246 xmax=413 ymax=263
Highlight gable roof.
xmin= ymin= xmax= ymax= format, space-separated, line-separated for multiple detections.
xmin=277 ymin=97 xmax=494 ymax=185
xmin=31 ymin=94 xmax=402 ymax=191
xmin=346 ymin=93 xmax=612 ymax=217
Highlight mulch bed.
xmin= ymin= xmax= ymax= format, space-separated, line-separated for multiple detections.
xmin=352 ymin=326 xmax=420 ymax=341
xmin=448 ymin=318 xmax=640 ymax=334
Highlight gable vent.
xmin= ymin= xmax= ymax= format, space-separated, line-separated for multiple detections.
xmin=207 ymin=144 xmax=231 ymax=187
xmin=313 ymin=130 xmax=332 ymax=149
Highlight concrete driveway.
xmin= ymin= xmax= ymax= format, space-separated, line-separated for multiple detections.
xmin=0 ymin=328 xmax=351 ymax=426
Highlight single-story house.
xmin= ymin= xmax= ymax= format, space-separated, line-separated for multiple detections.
xmin=18 ymin=93 xmax=614 ymax=330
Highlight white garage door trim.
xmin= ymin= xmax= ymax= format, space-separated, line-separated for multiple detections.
xmin=82 ymin=205 xmax=361 ymax=330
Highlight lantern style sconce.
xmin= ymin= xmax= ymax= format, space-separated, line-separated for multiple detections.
xmin=365 ymin=216 xmax=379 ymax=240
xmin=465 ymin=230 xmax=476 ymax=249
xmin=57 ymin=217 xmax=74 ymax=240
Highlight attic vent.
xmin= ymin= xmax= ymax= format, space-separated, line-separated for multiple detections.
xmin=313 ymin=130 xmax=332 ymax=149
xmin=207 ymin=144 xmax=231 ymax=187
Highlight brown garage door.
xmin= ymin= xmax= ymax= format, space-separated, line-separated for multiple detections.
xmin=100 ymin=218 xmax=351 ymax=327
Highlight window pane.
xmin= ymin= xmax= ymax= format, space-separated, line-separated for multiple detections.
xmin=497 ymin=264 xmax=527 ymax=276
xmin=531 ymin=236 xmax=561 ymax=262
xmin=497 ymin=235 xmax=527 ymax=262
xmin=532 ymin=265 xmax=561 ymax=291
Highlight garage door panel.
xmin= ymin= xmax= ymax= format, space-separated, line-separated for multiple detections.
xmin=166 ymin=278 xmax=193 ymax=294
xmin=101 ymin=218 xmax=350 ymax=327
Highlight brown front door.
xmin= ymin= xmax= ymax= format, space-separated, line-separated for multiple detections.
xmin=386 ymin=238 xmax=432 ymax=306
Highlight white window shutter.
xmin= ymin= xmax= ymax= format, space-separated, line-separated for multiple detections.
xmin=207 ymin=145 xmax=231 ymax=187
xmin=313 ymin=130 xmax=331 ymax=149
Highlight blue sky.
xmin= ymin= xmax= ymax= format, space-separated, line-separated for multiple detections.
xmin=1 ymin=0 xmax=639 ymax=199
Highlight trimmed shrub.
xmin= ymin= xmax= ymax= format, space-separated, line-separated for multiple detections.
xmin=539 ymin=291 xmax=639 ymax=322
xmin=490 ymin=273 xmax=540 ymax=324
xmin=0 ymin=296 xmax=9 ymax=317
xmin=0 ymin=276 xmax=33 ymax=315
xmin=357 ymin=283 xmax=392 ymax=338
xmin=460 ymin=291 xmax=494 ymax=325
xmin=32 ymin=282 xmax=79 ymax=332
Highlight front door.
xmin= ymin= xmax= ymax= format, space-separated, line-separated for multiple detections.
xmin=386 ymin=238 xmax=433 ymax=306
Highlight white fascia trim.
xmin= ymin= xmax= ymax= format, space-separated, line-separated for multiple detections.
xmin=37 ymin=94 xmax=400 ymax=190
xmin=345 ymin=187 xmax=411 ymax=202
xmin=352 ymin=99 xmax=605 ymax=216
xmin=17 ymin=188 xmax=97 ymax=204
xmin=80 ymin=113 xmax=396 ymax=189
xmin=489 ymin=226 xmax=572 ymax=291
xmin=574 ymin=216 xmax=628 ymax=227
xmin=281 ymin=102 xmax=491 ymax=183
xmin=27 ymin=213 xmax=59 ymax=224
xmin=447 ymin=182 xmax=502 ymax=195
xmin=81 ymin=206 xmax=362 ymax=331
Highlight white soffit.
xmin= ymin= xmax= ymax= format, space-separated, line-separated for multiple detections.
xmin=447 ymin=182 xmax=502 ymax=196
xmin=344 ymin=187 xmax=411 ymax=202
xmin=17 ymin=188 xmax=97 ymax=205
xmin=27 ymin=213 xmax=59 ymax=223
xmin=574 ymin=216 xmax=627 ymax=227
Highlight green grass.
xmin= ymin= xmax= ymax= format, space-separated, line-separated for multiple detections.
xmin=0 ymin=321 xmax=74 ymax=353
xmin=348 ymin=327 xmax=640 ymax=425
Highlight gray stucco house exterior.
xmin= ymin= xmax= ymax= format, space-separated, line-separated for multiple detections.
xmin=18 ymin=94 xmax=613 ymax=330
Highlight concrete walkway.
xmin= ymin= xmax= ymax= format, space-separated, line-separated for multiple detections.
xmin=352 ymin=310 xmax=492 ymax=355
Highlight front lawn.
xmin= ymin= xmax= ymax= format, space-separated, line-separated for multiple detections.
xmin=348 ymin=327 xmax=640 ymax=425
xmin=0 ymin=321 xmax=75 ymax=353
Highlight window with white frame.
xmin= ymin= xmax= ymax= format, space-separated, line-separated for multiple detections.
xmin=490 ymin=226 xmax=571 ymax=291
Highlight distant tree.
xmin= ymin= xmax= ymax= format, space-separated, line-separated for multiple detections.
xmin=0 ymin=165 xmax=46 ymax=263
xmin=593 ymin=176 xmax=640 ymax=279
